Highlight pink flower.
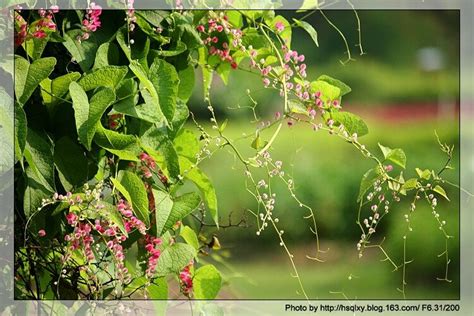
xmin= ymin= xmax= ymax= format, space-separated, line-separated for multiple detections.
xmin=65 ymin=212 xmax=77 ymax=226
xmin=196 ymin=25 xmax=205 ymax=32
xmin=82 ymin=2 xmax=102 ymax=36
xmin=50 ymin=5 xmax=59 ymax=13
xmin=384 ymin=165 xmax=393 ymax=172
xmin=38 ymin=229 xmax=46 ymax=237
xmin=275 ymin=21 xmax=285 ymax=33
xmin=105 ymin=228 xmax=116 ymax=236
xmin=179 ymin=263 xmax=194 ymax=295
xmin=139 ymin=152 xmax=150 ymax=161
xmin=263 ymin=78 xmax=270 ymax=87
xmin=32 ymin=30 xmax=47 ymax=39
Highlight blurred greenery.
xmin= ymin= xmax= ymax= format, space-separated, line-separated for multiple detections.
xmin=193 ymin=119 xmax=460 ymax=299
xmin=184 ymin=11 xmax=460 ymax=299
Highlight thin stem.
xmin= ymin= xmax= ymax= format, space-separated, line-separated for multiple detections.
xmin=346 ymin=0 xmax=365 ymax=56
xmin=318 ymin=9 xmax=355 ymax=64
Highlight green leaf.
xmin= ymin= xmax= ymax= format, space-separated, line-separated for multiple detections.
xmin=24 ymin=129 xmax=55 ymax=192
xmin=173 ymin=129 xmax=199 ymax=163
xmin=49 ymin=31 xmax=66 ymax=43
xmin=416 ymin=168 xmax=431 ymax=180
xmin=129 ymin=60 xmax=169 ymax=127
xmin=357 ymin=168 xmax=381 ymax=202
xmin=388 ymin=172 xmax=404 ymax=193
xmin=69 ymin=82 xmax=116 ymax=150
xmin=135 ymin=10 xmax=169 ymax=27
xmin=317 ymin=75 xmax=351 ymax=96
xmin=433 ymin=185 xmax=450 ymax=201
xmin=14 ymin=104 xmax=27 ymax=164
xmin=309 ymin=80 xmax=341 ymax=103
xmin=226 ymin=11 xmax=243 ymax=28
xmin=216 ymin=62 xmax=231 ymax=85
xmin=112 ymin=79 xmax=153 ymax=121
xmin=388 ymin=150 xmax=406 ymax=169
xmin=154 ymin=243 xmax=196 ymax=277
xmin=0 ymin=96 xmax=14 ymax=172
xmin=169 ymin=100 xmax=190 ymax=139
xmin=402 ymin=178 xmax=418 ymax=191
xmin=15 ymin=55 xmax=56 ymax=105
xmin=177 ymin=65 xmax=195 ymax=102
xmin=180 ymin=157 xmax=219 ymax=227
xmin=94 ymin=125 xmax=140 ymax=161
xmin=114 ymin=170 xmax=150 ymax=226
xmin=193 ymin=265 xmax=222 ymax=299
xmin=149 ymin=58 xmax=180 ymax=124
xmin=153 ymin=190 xmax=201 ymax=235
xmin=62 ymin=29 xmax=98 ymax=72
xmin=23 ymin=166 xmax=52 ymax=219
xmin=150 ymin=42 xmax=187 ymax=57
xmin=23 ymin=36 xmax=49 ymax=60
xmin=292 ymin=18 xmax=318 ymax=47
xmin=134 ymin=13 xmax=171 ymax=44
xmin=288 ymin=99 xmax=308 ymax=115
xmin=54 ymin=136 xmax=97 ymax=191
xmin=167 ymin=193 xmax=201 ymax=234
xmin=102 ymin=201 xmax=128 ymax=237
xmin=93 ymin=42 xmax=120 ymax=69
xmin=116 ymin=26 xmax=150 ymax=65
xmin=115 ymin=103 xmax=163 ymax=124
xmin=378 ymin=143 xmax=391 ymax=159
xmin=239 ymin=29 xmax=267 ymax=52
xmin=153 ymin=190 xmax=174 ymax=235
xmin=178 ymin=20 xmax=203 ymax=50
xmin=113 ymin=78 xmax=158 ymax=124
xmin=332 ymin=112 xmax=369 ymax=137
xmin=180 ymin=226 xmax=200 ymax=250
xmin=251 ymin=133 xmax=262 ymax=150
xmin=299 ymin=0 xmax=319 ymax=10
xmin=40 ymin=72 xmax=81 ymax=108
xmin=78 ymin=66 xmax=128 ymax=92
xmin=141 ymin=128 xmax=180 ymax=179
xmin=378 ymin=144 xmax=406 ymax=169
xmin=147 ymin=278 xmax=168 ymax=299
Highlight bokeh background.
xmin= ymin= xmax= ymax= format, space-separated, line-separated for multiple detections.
xmin=187 ymin=11 xmax=460 ymax=299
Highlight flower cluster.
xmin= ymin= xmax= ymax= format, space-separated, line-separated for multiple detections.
xmin=80 ymin=2 xmax=102 ymax=41
xmin=118 ymin=199 xmax=147 ymax=234
xmin=40 ymin=183 xmax=147 ymax=285
xmin=139 ymin=152 xmax=157 ymax=179
xmin=197 ymin=13 xmax=239 ymax=69
xmin=14 ymin=16 xmax=28 ymax=47
xmin=179 ymin=262 xmax=193 ymax=296
xmin=108 ymin=114 xmax=123 ymax=130
xmin=357 ymin=180 xmax=393 ymax=255
xmin=144 ymin=234 xmax=162 ymax=277
xmin=14 ymin=7 xmax=58 ymax=46
xmin=126 ymin=0 xmax=137 ymax=32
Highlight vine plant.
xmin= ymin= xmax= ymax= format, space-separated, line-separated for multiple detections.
xmin=13 ymin=4 xmax=458 ymax=301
